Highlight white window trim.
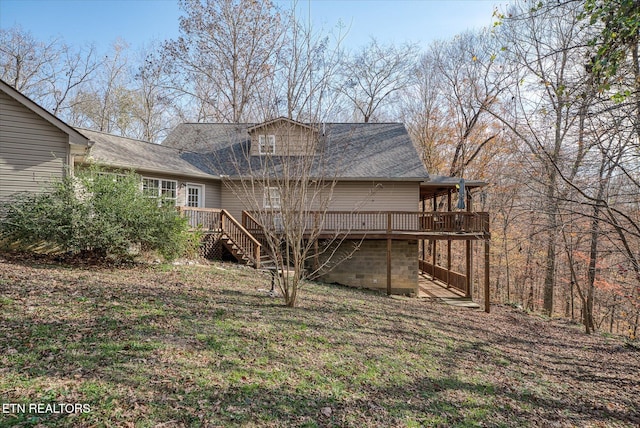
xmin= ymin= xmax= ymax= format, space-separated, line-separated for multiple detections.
xmin=185 ymin=183 xmax=205 ymax=208
xmin=258 ymin=134 xmax=276 ymax=155
xmin=141 ymin=177 xmax=178 ymax=203
xmin=263 ymin=187 xmax=281 ymax=209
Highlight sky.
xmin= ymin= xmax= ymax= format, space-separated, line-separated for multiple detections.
xmin=0 ymin=0 xmax=510 ymax=53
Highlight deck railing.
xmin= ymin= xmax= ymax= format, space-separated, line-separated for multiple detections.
xmin=244 ymin=211 xmax=489 ymax=235
xmin=420 ymin=259 xmax=468 ymax=295
xmin=177 ymin=207 xmax=222 ymax=231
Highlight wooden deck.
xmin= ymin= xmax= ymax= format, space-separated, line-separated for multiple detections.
xmin=418 ymin=273 xmax=480 ymax=309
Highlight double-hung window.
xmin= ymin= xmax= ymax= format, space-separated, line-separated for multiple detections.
xmin=258 ymin=134 xmax=276 ymax=155
xmin=142 ymin=177 xmax=177 ymax=205
xmin=263 ymin=187 xmax=281 ymax=209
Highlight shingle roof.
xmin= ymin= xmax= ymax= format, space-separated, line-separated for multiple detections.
xmin=163 ymin=122 xmax=430 ymax=180
xmin=78 ymin=128 xmax=213 ymax=179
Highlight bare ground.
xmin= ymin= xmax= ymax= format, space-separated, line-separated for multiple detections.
xmin=0 ymin=253 xmax=638 ymax=427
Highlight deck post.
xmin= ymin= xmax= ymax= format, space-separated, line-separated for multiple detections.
xmin=465 ymin=192 xmax=473 ymax=298
xmin=484 ymin=238 xmax=490 ymax=313
xmin=447 ymin=241 xmax=452 ymax=289
xmin=447 ymin=190 xmax=452 ymax=288
xmin=386 ymin=212 xmax=392 ymax=295
xmin=431 ymin=240 xmax=436 ymax=278
xmin=387 ymin=238 xmax=392 ymax=295
xmin=314 ymin=239 xmax=319 ymax=272
xmin=466 ymin=241 xmax=472 ymax=298
xmin=421 ymin=199 xmax=425 ymax=271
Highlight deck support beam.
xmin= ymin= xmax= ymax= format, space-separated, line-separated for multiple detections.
xmin=465 ymin=192 xmax=473 ymax=298
xmin=386 ymin=212 xmax=392 ymax=295
xmin=485 ymin=238 xmax=490 ymax=313
xmin=447 ymin=190 xmax=452 ymax=288
xmin=466 ymin=241 xmax=472 ymax=298
xmin=387 ymin=237 xmax=392 ymax=295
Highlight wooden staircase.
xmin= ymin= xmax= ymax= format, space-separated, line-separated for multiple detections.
xmin=219 ymin=232 xmax=275 ymax=269
xmin=178 ymin=207 xmax=270 ymax=269
xmin=218 ymin=209 xmax=266 ymax=268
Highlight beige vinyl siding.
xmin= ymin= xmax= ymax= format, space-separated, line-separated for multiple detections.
xmin=219 ymin=179 xmax=420 ymax=221
xmin=327 ymin=181 xmax=419 ymax=212
xmin=249 ymin=122 xmax=317 ymax=156
xmin=221 ymin=180 xmax=252 ymax=220
xmin=204 ymin=180 xmax=221 ymax=208
xmin=0 ymin=91 xmax=69 ymax=201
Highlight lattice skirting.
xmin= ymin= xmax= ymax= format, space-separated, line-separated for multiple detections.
xmin=200 ymin=233 xmax=223 ymax=260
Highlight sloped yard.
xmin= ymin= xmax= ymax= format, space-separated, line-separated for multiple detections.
xmin=0 ymin=254 xmax=638 ymax=427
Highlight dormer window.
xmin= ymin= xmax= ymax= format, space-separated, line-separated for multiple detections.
xmin=258 ymin=134 xmax=276 ymax=155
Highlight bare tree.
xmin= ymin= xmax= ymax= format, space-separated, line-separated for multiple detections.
xmin=0 ymin=26 xmax=100 ymax=119
xmin=401 ymin=30 xmax=506 ymax=178
xmin=164 ymin=0 xmax=285 ymax=123
xmin=48 ymin=44 xmax=101 ymax=117
xmin=0 ymin=26 xmax=59 ymax=100
xmin=491 ymin=0 xmax=592 ymax=316
xmin=399 ymin=52 xmax=447 ymax=173
xmin=261 ymin=4 xmax=346 ymax=122
xmin=69 ymin=40 xmax=133 ymax=135
xmin=129 ymin=43 xmax=182 ymax=143
xmin=214 ymin=120 xmax=367 ymax=307
xmin=339 ymin=38 xmax=417 ymax=123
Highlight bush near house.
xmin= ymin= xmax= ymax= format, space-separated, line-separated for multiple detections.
xmin=0 ymin=168 xmax=192 ymax=261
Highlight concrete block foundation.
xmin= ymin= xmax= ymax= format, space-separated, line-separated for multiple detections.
xmin=314 ymin=239 xmax=418 ymax=294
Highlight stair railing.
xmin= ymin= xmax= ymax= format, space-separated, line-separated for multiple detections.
xmin=221 ymin=209 xmax=262 ymax=268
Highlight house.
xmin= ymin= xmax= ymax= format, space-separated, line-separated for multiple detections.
xmin=0 ymin=80 xmax=491 ymax=310
xmin=161 ymin=118 xmax=489 ymax=304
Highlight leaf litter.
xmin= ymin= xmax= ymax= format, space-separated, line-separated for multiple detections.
xmin=0 ymin=253 xmax=638 ymax=427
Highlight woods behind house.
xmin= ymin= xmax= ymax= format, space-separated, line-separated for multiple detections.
xmin=1 ymin=0 xmax=638 ymax=336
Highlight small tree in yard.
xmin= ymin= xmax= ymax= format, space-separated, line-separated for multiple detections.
xmin=0 ymin=168 xmax=191 ymax=261
xmin=221 ymin=121 xmax=363 ymax=307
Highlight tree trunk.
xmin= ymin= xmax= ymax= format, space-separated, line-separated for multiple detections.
xmin=542 ymin=181 xmax=559 ymax=316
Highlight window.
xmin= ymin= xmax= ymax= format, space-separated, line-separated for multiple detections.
xmin=142 ymin=178 xmax=159 ymax=197
xmin=97 ymin=172 xmax=126 ymax=182
xmin=258 ymin=134 xmax=276 ymax=155
xmin=186 ymin=184 xmax=204 ymax=208
xmin=263 ymin=187 xmax=281 ymax=209
xmin=142 ymin=177 xmax=177 ymax=204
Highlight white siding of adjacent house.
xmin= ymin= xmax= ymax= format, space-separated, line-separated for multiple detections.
xmin=0 ymin=91 xmax=69 ymax=201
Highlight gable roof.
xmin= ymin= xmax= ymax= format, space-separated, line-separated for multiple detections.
xmin=247 ymin=116 xmax=317 ymax=132
xmin=78 ymin=128 xmax=214 ymax=179
xmin=163 ymin=122 xmax=430 ymax=180
xmin=0 ymin=79 xmax=89 ymax=147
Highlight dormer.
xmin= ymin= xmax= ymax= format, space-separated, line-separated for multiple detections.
xmin=248 ymin=117 xmax=318 ymax=156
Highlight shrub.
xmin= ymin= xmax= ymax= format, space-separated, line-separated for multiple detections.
xmin=0 ymin=168 xmax=191 ymax=261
